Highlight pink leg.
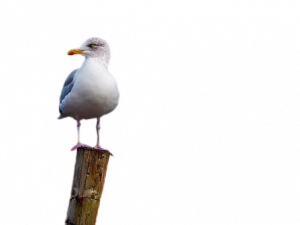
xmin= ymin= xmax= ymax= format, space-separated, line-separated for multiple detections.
xmin=93 ymin=118 xmax=112 ymax=155
xmin=71 ymin=119 xmax=91 ymax=151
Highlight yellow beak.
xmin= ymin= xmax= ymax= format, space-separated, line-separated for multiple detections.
xmin=68 ymin=48 xmax=84 ymax=55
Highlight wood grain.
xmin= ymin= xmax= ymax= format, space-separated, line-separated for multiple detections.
xmin=66 ymin=147 xmax=111 ymax=225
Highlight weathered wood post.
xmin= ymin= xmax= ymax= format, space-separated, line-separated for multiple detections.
xmin=66 ymin=147 xmax=111 ymax=225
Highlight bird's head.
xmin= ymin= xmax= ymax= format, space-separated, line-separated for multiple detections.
xmin=68 ymin=37 xmax=110 ymax=63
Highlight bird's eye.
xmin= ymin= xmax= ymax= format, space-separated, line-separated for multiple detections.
xmin=88 ymin=44 xmax=96 ymax=48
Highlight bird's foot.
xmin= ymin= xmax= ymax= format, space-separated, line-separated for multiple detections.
xmin=93 ymin=144 xmax=116 ymax=158
xmin=71 ymin=143 xmax=91 ymax=151
xmin=93 ymin=144 xmax=108 ymax=151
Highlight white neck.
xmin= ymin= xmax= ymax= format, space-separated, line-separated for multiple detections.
xmin=84 ymin=56 xmax=108 ymax=67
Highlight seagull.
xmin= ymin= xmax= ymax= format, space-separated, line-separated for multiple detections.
xmin=59 ymin=37 xmax=119 ymax=151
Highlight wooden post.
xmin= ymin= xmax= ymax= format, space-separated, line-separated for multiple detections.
xmin=66 ymin=147 xmax=111 ymax=225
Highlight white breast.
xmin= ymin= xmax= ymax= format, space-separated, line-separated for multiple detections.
xmin=61 ymin=58 xmax=119 ymax=119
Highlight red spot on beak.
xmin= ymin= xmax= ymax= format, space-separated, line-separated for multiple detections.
xmin=68 ymin=52 xmax=75 ymax=55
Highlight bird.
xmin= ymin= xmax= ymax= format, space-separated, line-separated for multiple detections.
xmin=59 ymin=37 xmax=119 ymax=151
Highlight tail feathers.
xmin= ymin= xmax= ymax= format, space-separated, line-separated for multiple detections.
xmin=58 ymin=114 xmax=66 ymax=119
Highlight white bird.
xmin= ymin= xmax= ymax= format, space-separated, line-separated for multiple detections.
xmin=59 ymin=37 xmax=119 ymax=151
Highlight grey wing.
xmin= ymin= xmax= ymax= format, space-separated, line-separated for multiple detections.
xmin=59 ymin=69 xmax=77 ymax=114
